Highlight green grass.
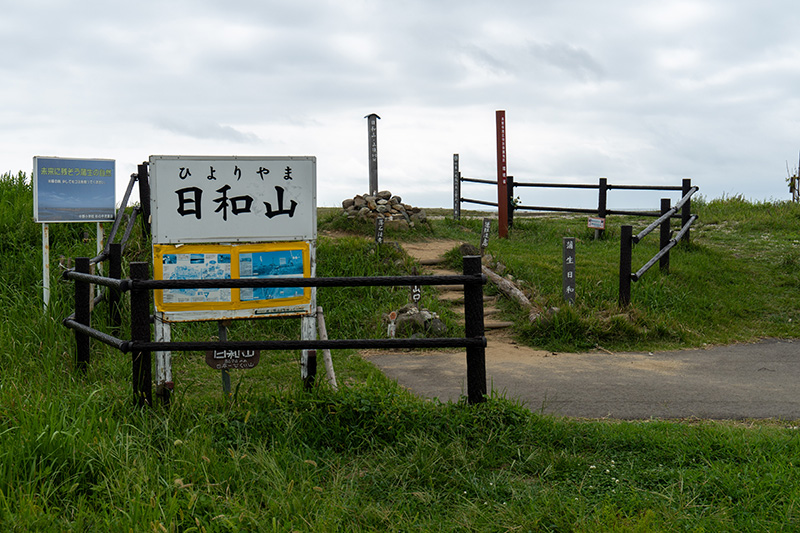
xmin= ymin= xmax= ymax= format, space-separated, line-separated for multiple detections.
xmin=326 ymin=197 xmax=800 ymax=353
xmin=2 ymin=172 xmax=800 ymax=530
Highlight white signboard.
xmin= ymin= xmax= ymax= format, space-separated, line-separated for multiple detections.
xmin=149 ymin=155 xmax=316 ymax=244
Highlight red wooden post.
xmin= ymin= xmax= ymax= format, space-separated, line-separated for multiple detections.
xmin=496 ymin=110 xmax=508 ymax=238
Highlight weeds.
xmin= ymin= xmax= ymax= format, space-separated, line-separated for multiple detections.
xmin=2 ymin=171 xmax=800 ymax=529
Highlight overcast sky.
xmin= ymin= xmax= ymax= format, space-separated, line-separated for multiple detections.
xmin=3 ymin=0 xmax=799 ymax=211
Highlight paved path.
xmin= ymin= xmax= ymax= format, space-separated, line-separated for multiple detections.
xmin=365 ymin=338 xmax=800 ymax=420
xmin=372 ymin=239 xmax=800 ymax=420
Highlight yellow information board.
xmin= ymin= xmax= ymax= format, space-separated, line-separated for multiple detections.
xmin=153 ymin=241 xmax=312 ymax=320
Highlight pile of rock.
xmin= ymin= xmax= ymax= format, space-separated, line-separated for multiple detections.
xmin=383 ymin=304 xmax=446 ymax=338
xmin=341 ymin=190 xmax=427 ymax=225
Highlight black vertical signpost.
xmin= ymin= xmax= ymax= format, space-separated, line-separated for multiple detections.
xmin=453 ymin=154 xmax=461 ymax=221
xmin=480 ymin=218 xmax=491 ymax=255
xmin=374 ymin=216 xmax=385 ymax=245
xmin=563 ymin=237 xmax=576 ymax=305
xmin=366 ymin=114 xmax=380 ymax=195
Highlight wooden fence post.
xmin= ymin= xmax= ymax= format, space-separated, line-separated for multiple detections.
xmin=108 ymin=242 xmax=122 ymax=334
xmin=463 ymin=255 xmax=486 ymax=404
xmin=660 ymin=199 xmax=671 ymax=273
xmin=130 ymin=262 xmax=152 ymax=407
xmin=137 ymin=163 xmax=151 ymax=238
xmin=506 ymin=176 xmax=515 ymax=229
xmin=596 ymin=177 xmax=608 ymax=240
xmin=681 ymin=178 xmax=692 ymax=244
xmin=619 ymin=226 xmax=633 ymax=307
xmin=75 ymin=257 xmax=91 ymax=372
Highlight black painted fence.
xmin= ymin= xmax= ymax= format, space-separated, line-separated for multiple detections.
xmin=618 ymin=187 xmax=699 ymax=306
xmin=453 ymin=154 xmax=694 ymax=238
xmin=62 ymin=257 xmax=489 ymax=407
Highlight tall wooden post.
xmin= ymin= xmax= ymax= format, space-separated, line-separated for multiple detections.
xmin=366 ymin=114 xmax=380 ymax=195
xmin=453 ymin=154 xmax=461 ymax=220
xmin=496 ymin=110 xmax=508 ymax=238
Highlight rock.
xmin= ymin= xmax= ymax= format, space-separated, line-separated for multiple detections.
xmin=459 ymin=243 xmax=480 ymax=256
xmin=387 ymin=304 xmax=446 ymax=337
xmin=426 ymin=317 xmax=447 ymax=336
xmin=396 ymin=310 xmax=426 ymax=336
xmin=339 ymin=190 xmax=426 ymax=229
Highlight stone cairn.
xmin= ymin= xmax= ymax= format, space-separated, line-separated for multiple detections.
xmin=341 ymin=190 xmax=427 ymax=226
xmin=383 ymin=303 xmax=447 ymax=339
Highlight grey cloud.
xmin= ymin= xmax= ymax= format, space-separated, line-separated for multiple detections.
xmin=155 ymin=120 xmax=261 ymax=144
xmin=528 ymin=41 xmax=605 ymax=81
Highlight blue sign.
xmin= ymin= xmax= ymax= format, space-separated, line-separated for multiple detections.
xmin=33 ymin=157 xmax=115 ymax=222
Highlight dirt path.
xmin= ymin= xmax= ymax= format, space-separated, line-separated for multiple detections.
xmin=363 ymin=239 xmax=800 ymax=420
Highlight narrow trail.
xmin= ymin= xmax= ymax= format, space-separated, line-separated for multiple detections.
xmin=400 ymin=239 xmax=520 ymax=338
xmin=364 ymin=239 xmax=800 ymax=420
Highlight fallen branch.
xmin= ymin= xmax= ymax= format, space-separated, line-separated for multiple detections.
xmin=481 ymin=265 xmax=543 ymax=322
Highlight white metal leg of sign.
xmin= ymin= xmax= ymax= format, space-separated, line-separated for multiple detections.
xmin=301 ymin=313 xmax=317 ymax=380
xmin=219 ymin=322 xmax=231 ymax=398
xmin=316 ymin=306 xmax=338 ymax=390
xmin=154 ymin=314 xmax=173 ymax=395
xmin=96 ymin=222 xmax=104 ymax=281
xmin=42 ymin=223 xmax=50 ymax=310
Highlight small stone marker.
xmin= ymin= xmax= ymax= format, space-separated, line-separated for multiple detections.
xmin=563 ymin=237 xmax=576 ymax=305
xmin=205 ymin=349 xmax=261 ymax=370
xmin=480 ymin=218 xmax=491 ymax=254
xmin=387 ymin=310 xmax=397 ymax=338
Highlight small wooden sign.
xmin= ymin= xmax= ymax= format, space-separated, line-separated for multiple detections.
xmin=587 ymin=217 xmax=605 ymax=230
xmin=374 ymin=216 xmax=385 ymax=244
xmin=480 ymin=218 xmax=491 ymax=252
xmin=562 ymin=237 xmax=576 ymax=305
xmin=411 ymin=285 xmax=422 ymax=305
xmin=205 ymin=349 xmax=261 ymax=370
xmin=410 ymin=267 xmax=422 ymax=307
